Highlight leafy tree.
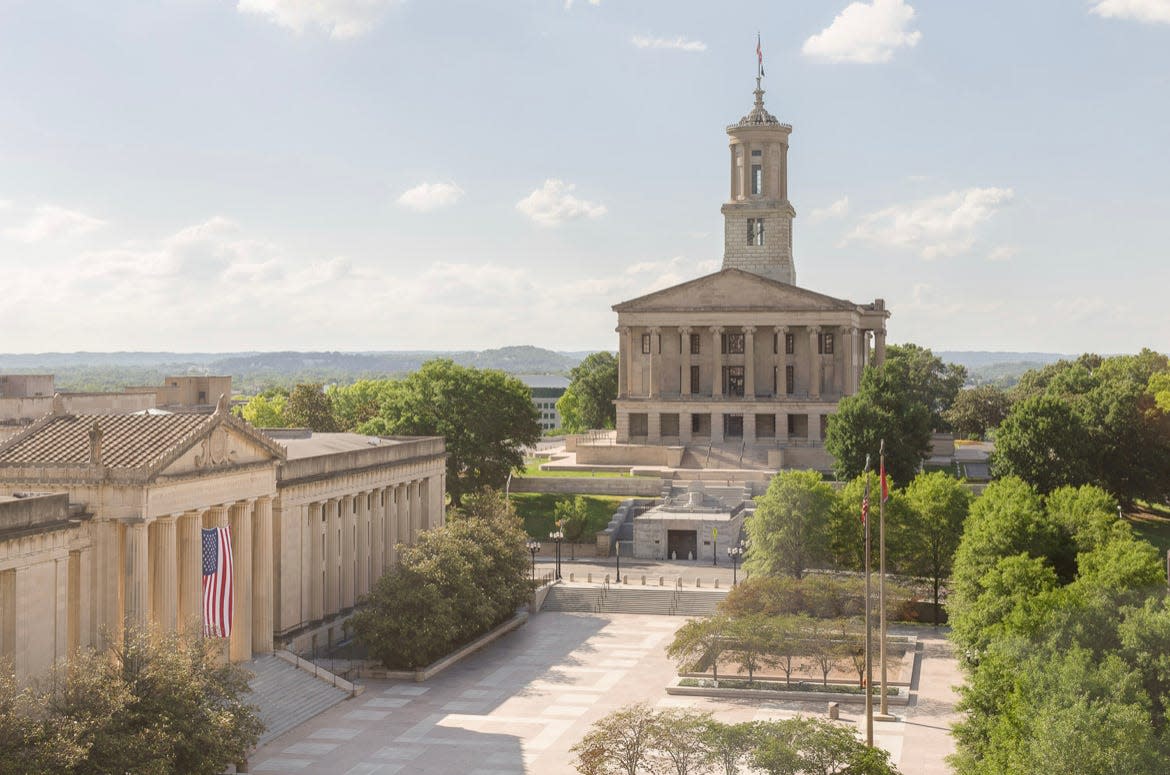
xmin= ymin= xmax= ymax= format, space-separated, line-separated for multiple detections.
xmin=667 ymin=615 xmax=731 ymax=682
xmin=752 ymin=717 xmax=902 ymax=775
xmin=327 ymin=379 xmax=395 ymax=431
xmin=238 ymin=392 xmax=289 ymax=427
xmin=902 ymin=471 xmax=972 ymax=624
xmin=647 ymin=708 xmax=714 ymax=775
xmin=284 ymin=382 xmax=339 ymax=431
xmin=557 ymin=351 xmax=618 ymax=432
xmin=991 ymin=394 xmax=1092 ymax=494
xmin=352 ymin=490 xmax=530 ymax=668
xmin=726 ymin=615 xmax=775 ymax=685
xmin=553 ymin=496 xmax=591 ymax=560
xmin=769 ymin=616 xmax=811 ymax=687
xmin=358 ymin=360 xmax=540 ymax=506
xmin=702 ymin=720 xmax=758 ymax=775
xmin=945 ymin=384 xmax=1012 ymax=439
xmin=570 ymin=703 xmax=661 ymax=775
xmin=884 ymin=343 xmax=968 ymax=431
xmin=825 ymin=353 xmax=934 ymax=484
xmin=743 ymin=470 xmax=839 ymax=579
xmin=805 ymin=618 xmax=842 ymax=687
xmin=829 ymin=472 xmax=914 ymax=574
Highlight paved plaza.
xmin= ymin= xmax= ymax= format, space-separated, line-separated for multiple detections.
xmin=249 ymin=612 xmax=961 ymax=775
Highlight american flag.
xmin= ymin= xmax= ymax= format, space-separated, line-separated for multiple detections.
xmin=861 ymin=479 xmax=870 ymax=526
xmin=756 ymin=33 xmax=765 ymax=77
xmin=202 ymin=527 xmax=233 ymax=639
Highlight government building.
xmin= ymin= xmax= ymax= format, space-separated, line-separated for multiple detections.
xmin=0 ymin=392 xmax=445 ymax=683
xmin=579 ymin=75 xmax=890 ymax=472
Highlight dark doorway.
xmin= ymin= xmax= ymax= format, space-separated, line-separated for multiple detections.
xmin=667 ymin=530 xmax=698 ymax=561
xmin=725 ymin=414 xmax=744 ymax=438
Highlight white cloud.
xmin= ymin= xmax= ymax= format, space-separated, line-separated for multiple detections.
xmin=802 ymin=0 xmax=922 ymax=63
xmin=631 ymin=35 xmax=707 ymax=52
xmin=3 ymin=204 xmax=105 ymax=243
xmin=237 ymin=0 xmax=399 ymax=39
xmin=846 ymin=187 xmax=1013 ymax=259
xmin=515 ymin=179 xmax=606 ymax=226
xmin=564 ymin=0 xmax=601 ymax=9
xmin=1090 ymin=0 xmax=1170 ymax=24
xmin=808 ymin=196 xmax=851 ymax=224
xmin=986 ymin=245 xmax=1018 ymax=262
xmin=396 ymin=182 xmax=465 ymax=212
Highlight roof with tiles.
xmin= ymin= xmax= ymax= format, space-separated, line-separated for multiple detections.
xmin=0 ymin=412 xmax=211 ymax=468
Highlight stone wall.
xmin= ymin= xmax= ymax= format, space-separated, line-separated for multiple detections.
xmin=509 ymin=477 xmax=665 ymax=497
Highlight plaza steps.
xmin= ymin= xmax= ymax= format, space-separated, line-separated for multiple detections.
xmin=247 ymin=653 xmax=352 ymax=745
xmin=541 ymin=584 xmax=728 ymax=617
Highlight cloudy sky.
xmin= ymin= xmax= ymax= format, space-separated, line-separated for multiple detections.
xmin=1 ymin=0 xmax=1167 ymax=354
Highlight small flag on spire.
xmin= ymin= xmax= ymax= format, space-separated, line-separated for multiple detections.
xmin=880 ymin=456 xmax=889 ymax=503
xmin=757 ymin=32 xmax=765 ymax=77
xmin=862 ymin=476 xmax=870 ymax=526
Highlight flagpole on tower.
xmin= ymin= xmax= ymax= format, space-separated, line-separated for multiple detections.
xmin=879 ymin=439 xmax=890 ymax=718
xmin=862 ymin=454 xmax=873 ymax=746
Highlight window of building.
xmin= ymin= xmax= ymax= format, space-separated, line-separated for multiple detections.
xmin=751 ymin=162 xmax=762 ymax=195
xmin=772 ymin=332 xmax=778 ymax=354
xmin=723 ymin=366 xmax=745 ymax=397
xmin=691 ymin=413 xmax=711 ymax=437
xmin=757 ymin=413 xmax=776 ymax=438
xmin=629 ymin=413 xmax=648 ymax=437
xmin=817 ymin=332 xmax=834 ymax=355
xmin=690 ymin=365 xmax=701 ymax=394
xmin=785 ymin=332 xmax=794 ymax=354
xmin=641 ymin=333 xmax=651 ymax=354
xmin=772 ymin=366 xmax=777 ymax=395
xmin=788 ymin=413 xmax=809 ymax=438
xmin=690 ymin=333 xmax=701 ymax=354
xmin=785 ymin=364 xmax=795 ymax=394
xmin=746 ymin=218 xmax=765 ymax=246
xmin=721 ymin=332 xmax=745 ymax=354
xmin=661 ymin=413 xmax=679 ymax=437
xmin=725 ymin=414 xmax=744 ymax=438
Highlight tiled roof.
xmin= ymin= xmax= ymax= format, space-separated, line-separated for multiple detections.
xmin=0 ymin=413 xmax=210 ymax=468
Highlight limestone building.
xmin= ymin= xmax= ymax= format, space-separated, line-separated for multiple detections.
xmin=593 ymin=76 xmax=890 ymax=471
xmin=0 ymin=398 xmax=445 ymax=682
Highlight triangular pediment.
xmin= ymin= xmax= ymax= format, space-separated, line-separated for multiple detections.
xmin=154 ymin=418 xmax=284 ymax=478
xmin=613 ymin=269 xmax=857 ymax=313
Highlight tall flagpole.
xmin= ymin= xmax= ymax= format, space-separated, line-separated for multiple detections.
xmin=879 ymin=439 xmax=889 ymax=718
xmin=863 ymin=454 xmax=873 ymax=746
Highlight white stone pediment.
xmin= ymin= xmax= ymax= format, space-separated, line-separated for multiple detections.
xmin=613 ymin=269 xmax=855 ymax=313
xmin=152 ymin=418 xmax=285 ymax=479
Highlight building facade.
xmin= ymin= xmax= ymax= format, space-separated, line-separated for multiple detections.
xmin=603 ymin=77 xmax=890 ymax=470
xmin=0 ymin=398 xmax=445 ymax=682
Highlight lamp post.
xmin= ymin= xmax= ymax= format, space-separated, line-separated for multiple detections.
xmin=549 ymin=529 xmax=564 ymax=580
xmin=615 ymin=540 xmax=621 ymax=584
xmin=727 ymin=544 xmax=744 ymax=586
xmin=712 ymin=526 xmax=718 ymax=566
xmin=526 ymin=539 xmax=541 ymax=582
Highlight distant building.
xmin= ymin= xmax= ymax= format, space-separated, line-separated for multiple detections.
xmin=520 ymin=375 xmax=569 ymax=433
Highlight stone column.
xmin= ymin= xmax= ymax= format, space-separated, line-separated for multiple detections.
xmin=619 ymin=327 xmax=632 ymax=398
xmin=388 ymin=487 xmax=401 ymax=565
xmin=679 ymin=327 xmax=692 ymax=397
xmin=841 ymin=327 xmax=854 ymax=395
xmin=744 ymin=325 xmax=756 ymax=399
xmin=809 ymin=412 xmax=823 ymax=442
xmin=153 ymin=516 xmax=178 ymax=632
xmin=340 ymin=495 xmax=355 ymax=610
xmin=711 ymin=412 xmax=725 ymax=443
xmin=123 ymin=519 xmax=149 ymax=631
xmin=775 ymin=326 xmax=788 ymax=396
xmin=308 ymin=502 xmax=323 ymax=621
xmin=744 ymin=412 xmax=757 ymax=444
xmin=711 ymin=326 xmax=724 ymax=397
xmin=648 ymin=327 xmax=661 ymax=398
xmin=808 ymin=326 xmax=822 ymax=399
xmin=325 ymin=498 xmax=340 ymax=615
xmin=648 ymin=412 xmax=661 ymax=443
xmin=777 ymin=411 xmax=789 ymax=441
xmin=177 ymin=510 xmax=202 ymax=634
xmin=863 ymin=330 xmax=873 ymax=372
xmin=252 ymin=496 xmax=274 ymax=654
xmin=371 ymin=489 xmax=385 ymax=583
xmin=875 ymin=328 xmax=887 ymax=367
xmin=356 ymin=491 xmax=370 ymax=598
xmin=229 ymin=501 xmax=252 ymax=662
xmin=411 ymin=481 xmax=424 ymax=542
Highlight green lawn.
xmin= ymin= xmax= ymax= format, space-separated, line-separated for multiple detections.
xmin=519 ymin=459 xmax=631 ymax=478
xmin=1129 ymin=501 xmax=1170 ymax=555
xmin=510 ymin=493 xmax=626 ymax=538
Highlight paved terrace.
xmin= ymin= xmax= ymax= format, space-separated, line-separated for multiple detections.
xmin=248 ymin=612 xmax=961 ymax=775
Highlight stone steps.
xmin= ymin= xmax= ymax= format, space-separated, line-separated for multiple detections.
xmin=247 ymin=653 xmax=352 ymax=745
xmin=542 ymin=584 xmax=728 ymax=617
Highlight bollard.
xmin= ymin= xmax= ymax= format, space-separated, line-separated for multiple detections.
xmin=605 ymin=574 xmax=610 ymax=583
xmin=714 ymin=579 xmax=720 ymax=589
xmin=659 ymin=576 xmax=664 ymax=586
xmin=641 ymin=575 xmax=646 ymax=585
xmin=587 ymin=572 xmax=592 ymax=583
xmin=569 ymin=573 xmax=575 ymax=582
xmin=623 ymin=575 xmax=629 ymax=584
xmin=828 ymin=702 xmax=839 ymax=720
xmin=696 ymin=578 xmax=701 ymax=588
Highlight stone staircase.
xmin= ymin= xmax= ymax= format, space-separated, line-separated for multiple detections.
xmin=247 ymin=653 xmax=352 ymax=745
xmin=542 ymin=584 xmax=727 ymax=617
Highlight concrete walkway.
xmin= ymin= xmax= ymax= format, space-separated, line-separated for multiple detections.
xmin=247 ymin=613 xmax=960 ymax=774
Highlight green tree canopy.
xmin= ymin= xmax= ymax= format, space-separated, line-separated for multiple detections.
xmin=945 ymin=384 xmax=1012 ymax=440
xmin=358 ymin=360 xmax=540 ymax=505
xmin=743 ymin=470 xmax=840 ymax=579
xmin=237 ymin=392 xmax=289 ymax=428
xmin=557 ymin=351 xmax=618 ymax=432
xmin=284 ymin=382 xmax=339 ymax=432
xmin=902 ymin=470 xmax=972 ymax=623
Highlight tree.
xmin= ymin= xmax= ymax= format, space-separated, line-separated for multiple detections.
xmin=237 ymin=391 xmax=289 ymax=428
xmin=769 ymin=616 xmax=810 ymax=687
xmin=702 ymin=720 xmax=758 ymax=775
xmin=726 ymin=615 xmax=775 ymax=685
xmin=752 ymin=717 xmax=902 ymax=775
xmin=824 ymin=353 xmax=934 ymax=484
xmin=328 ymin=379 xmax=395 ymax=431
xmin=557 ymin=351 xmax=618 ymax=432
xmin=553 ymin=496 xmax=591 ymax=560
xmin=352 ymin=490 xmax=530 ymax=668
xmin=570 ymin=703 xmax=662 ymax=775
xmin=945 ymin=384 xmax=1012 ymax=440
xmin=829 ymin=472 xmax=914 ymax=574
xmin=991 ymin=394 xmax=1092 ymax=494
xmin=667 ymin=615 xmax=731 ymax=683
xmin=358 ymin=360 xmax=540 ymax=506
xmin=805 ymin=618 xmax=842 ymax=687
xmin=647 ymin=708 xmax=714 ymax=775
xmin=743 ymin=470 xmax=839 ymax=579
xmin=284 ymin=383 xmax=339 ymax=432
xmin=883 ymin=343 xmax=968 ymax=431
xmin=902 ymin=471 xmax=972 ymax=624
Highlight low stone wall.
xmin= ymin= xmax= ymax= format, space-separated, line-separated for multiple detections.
xmin=509 ymin=477 xmax=665 ymax=496
xmin=666 ymin=677 xmax=910 ymax=706
xmin=576 ymin=444 xmax=678 ymax=466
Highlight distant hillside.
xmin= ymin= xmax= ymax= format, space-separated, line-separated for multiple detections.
xmin=937 ymin=351 xmax=1072 ymax=389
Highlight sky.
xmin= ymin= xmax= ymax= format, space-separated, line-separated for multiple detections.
xmin=1 ymin=0 xmax=1168 ymax=354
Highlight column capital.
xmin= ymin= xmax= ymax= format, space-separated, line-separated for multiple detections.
xmin=156 ymin=514 xmax=178 ymax=525
xmin=743 ymin=325 xmax=757 ymax=335
xmin=807 ymin=325 xmax=821 ymax=334
xmin=617 ymin=326 xmax=631 ymax=334
xmin=648 ymin=326 xmax=661 ymax=334
xmin=678 ymin=326 xmax=691 ymax=336
xmin=709 ymin=325 xmax=724 ymax=334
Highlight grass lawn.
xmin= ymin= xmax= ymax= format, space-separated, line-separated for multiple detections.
xmin=1129 ymin=501 xmax=1170 ymax=555
xmin=510 ymin=493 xmax=626 ymax=538
xmin=519 ymin=459 xmax=630 ymax=477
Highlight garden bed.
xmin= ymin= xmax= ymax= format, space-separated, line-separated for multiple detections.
xmin=667 ymin=675 xmax=910 ymax=706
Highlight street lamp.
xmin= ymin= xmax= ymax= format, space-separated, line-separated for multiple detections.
xmin=526 ymin=539 xmax=541 ymax=582
xmin=615 ymin=540 xmax=621 ymax=584
xmin=549 ymin=529 xmax=564 ymax=580
xmin=726 ymin=544 xmax=745 ymax=586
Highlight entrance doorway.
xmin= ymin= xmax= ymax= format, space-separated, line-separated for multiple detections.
xmin=667 ymin=530 xmax=698 ymax=561
xmin=724 ymin=414 xmax=744 ymax=438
